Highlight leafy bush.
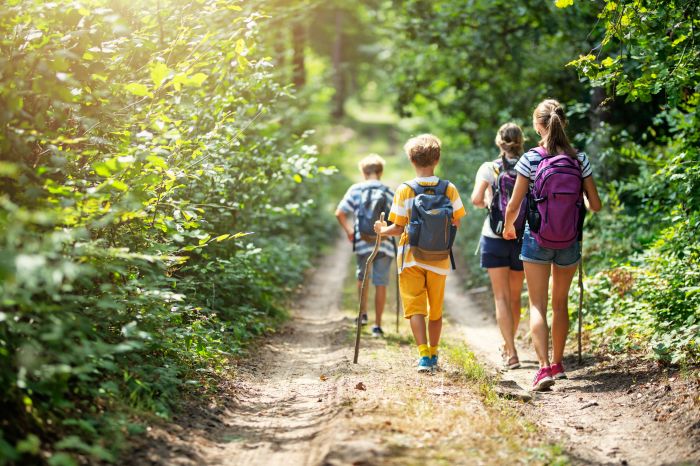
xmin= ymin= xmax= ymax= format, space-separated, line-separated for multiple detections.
xmin=0 ymin=1 xmax=332 ymax=463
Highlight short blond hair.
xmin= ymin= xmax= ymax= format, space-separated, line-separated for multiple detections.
xmin=358 ymin=153 xmax=385 ymax=176
xmin=403 ymin=134 xmax=441 ymax=167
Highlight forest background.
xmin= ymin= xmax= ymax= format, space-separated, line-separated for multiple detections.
xmin=0 ymin=0 xmax=698 ymax=464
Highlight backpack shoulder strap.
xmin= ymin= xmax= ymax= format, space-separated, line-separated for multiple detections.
xmin=435 ymin=179 xmax=449 ymax=196
xmin=532 ymin=146 xmax=547 ymax=157
xmin=490 ymin=161 xmax=502 ymax=188
xmin=404 ymin=180 xmax=423 ymax=195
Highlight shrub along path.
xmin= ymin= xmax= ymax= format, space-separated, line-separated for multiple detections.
xmin=444 ymin=274 xmax=700 ymax=465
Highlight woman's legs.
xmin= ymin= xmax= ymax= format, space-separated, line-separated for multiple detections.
xmin=551 ymin=263 xmax=578 ymax=364
xmin=509 ymin=270 xmax=524 ymax=339
xmin=524 ymin=262 xmax=551 ymax=368
xmin=487 ymin=267 xmax=517 ymax=358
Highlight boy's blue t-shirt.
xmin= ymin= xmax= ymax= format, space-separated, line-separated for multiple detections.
xmin=337 ymin=180 xmax=396 ymax=258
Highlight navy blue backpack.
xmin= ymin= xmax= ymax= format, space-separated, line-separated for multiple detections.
xmin=404 ymin=179 xmax=457 ymax=269
xmin=354 ymin=184 xmax=392 ymax=249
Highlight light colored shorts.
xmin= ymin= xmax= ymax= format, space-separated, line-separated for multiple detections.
xmin=356 ymin=253 xmax=393 ymax=286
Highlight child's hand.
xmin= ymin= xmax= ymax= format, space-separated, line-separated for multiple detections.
xmin=346 ymin=231 xmax=354 ymax=243
xmin=502 ymin=225 xmax=516 ymax=240
xmin=374 ymin=220 xmax=387 ymax=235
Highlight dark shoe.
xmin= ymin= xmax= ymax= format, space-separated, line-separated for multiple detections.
xmin=354 ymin=314 xmax=369 ymax=326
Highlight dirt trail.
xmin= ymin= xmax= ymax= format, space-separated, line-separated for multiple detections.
xmin=443 ymin=274 xmax=700 ymax=466
xmin=128 ymin=238 xmax=699 ymax=466
xmin=127 ymin=238 xmax=359 ymax=465
xmin=193 ymin=239 xmax=354 ymax=465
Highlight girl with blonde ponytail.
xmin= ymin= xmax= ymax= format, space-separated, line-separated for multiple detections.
xmin=502 ymin=99 xmax=602 ymax=391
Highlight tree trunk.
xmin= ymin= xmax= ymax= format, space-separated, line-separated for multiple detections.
xmin=292 ymin=22 xmax=305 ymax=88
xmin=332 ymin=10 xmax=345 ymax=119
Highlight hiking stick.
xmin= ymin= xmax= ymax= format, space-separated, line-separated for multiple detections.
xmin=395 ymin=261 xmax=400 ymax=333
xmin=353 ymin=212 xmax=384 ymax=364
xmin=578 ymin=243 xmax=584 ymax=364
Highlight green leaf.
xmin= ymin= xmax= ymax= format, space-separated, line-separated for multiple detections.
xmin=0 ymin=162 xmax=19 ymax=178
xmin=125 ymin=83 xmax=153 ymax=98
xmin=214 ymin=234 xmax=231 ymax=242
xmin=146 ymin=155 xmax=168 ymax=170
xmin=188 ymin=73 xmax=208 ymax=87
xmin=672 ymin=35 xmax=687 ymax=47
xmin=109 ymin=179 xmax=128 ymax=191
xmin=16 ymin=434 xmax=40 ymax=455
xmin=235 ymin=39 xmax=246 ymax=54
xmin=150 ymin=62 xmax=170 ymax=89
xmin=47 ymin=453 xmax=78 ymax=466
xmin=601 ymin=57 xmax=615 ymax=68
xmin=93 ymin=163 xmax=111 ymax=177
xmin=555 ymin=0 xmax=573 ymax=7
xmin=293 ymin=174 xmax=303 ymax=183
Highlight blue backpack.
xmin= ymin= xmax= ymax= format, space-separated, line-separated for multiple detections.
xmin=354 ymin=183 xmax=392 ymax=249
xmin=404 ymin=179 xmax=457 ymax=269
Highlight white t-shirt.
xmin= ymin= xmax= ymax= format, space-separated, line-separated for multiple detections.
xmin=474 ymin=157 xmax=519 ymax=239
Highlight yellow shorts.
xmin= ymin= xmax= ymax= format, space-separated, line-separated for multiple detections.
xmin=399 ymin=266 xmax=446 ymax=321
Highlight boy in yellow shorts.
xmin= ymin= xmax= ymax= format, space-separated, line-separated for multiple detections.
xmin=374 ymin=134 xmax=466 ymax=372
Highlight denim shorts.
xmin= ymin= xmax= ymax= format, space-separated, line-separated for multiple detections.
xmin=479 ymin=236 xmax=523 ymax=271
xmin=520 ymin=227 xmax=581 ymax=267
xmin=356 ymin=253 xmax=393 ymax=286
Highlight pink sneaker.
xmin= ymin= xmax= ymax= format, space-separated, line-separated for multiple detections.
xmin=532 ymin=366 xmax=554 ymax=391
xmin=550 ymin=362 xmax=567 ymax=380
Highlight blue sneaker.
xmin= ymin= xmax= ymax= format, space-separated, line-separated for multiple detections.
xmin=417 ymin=356 xmax=432 ymax=372
xmin=430 ymin=355 xmax=438 ymax=370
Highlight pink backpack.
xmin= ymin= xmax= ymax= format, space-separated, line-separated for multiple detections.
xmin=527 ymin=147 xmax=584 ymax=249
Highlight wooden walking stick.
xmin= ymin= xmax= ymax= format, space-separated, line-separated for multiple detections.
xmin=395 ymin=261 xmax=400 ymax=333
xmin=353 ymin=212 xmax=384 ymax=364
xmin=578 ymin=242 xmax=584 ymax=364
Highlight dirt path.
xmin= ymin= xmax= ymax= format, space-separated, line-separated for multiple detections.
xmin=443 ymin=274 xmax=700 ymax=466
xmin=127 ymin=238 xmax=699 ymax=466
xmin=128 ymin=238 xmax=565 ymax=465
xmin=129 ymin=238 xmax=358 ymax=466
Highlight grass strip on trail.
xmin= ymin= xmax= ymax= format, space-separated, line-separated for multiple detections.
xmin=339 ymin=261 xmax=569 ymax=465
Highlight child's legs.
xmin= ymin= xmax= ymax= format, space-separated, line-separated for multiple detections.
xmin=371 ymin=255 xmax=393 ymax=327
xmin=551 ymin=263 xmax=578 ymax=364
xmin=374 ymin=286 xmax=386 ymax=326
xmin=399 ymin=267 xmax=428 ymax=346
xmin=356 ymin=254 xmax=371 ymax=315
xmin=425 ymin=270 xmax=446 ymax=348
xmin=523 ymin=261 xmax=551 ymax=367
xmin=409 ymin=315 xmax=427 ymax=346
xmin=427 ymin=318 xmax=441 ymax=348
xmin=487 ymin=267 xmax=517 ymax=357
xmin=509 ymin=270 xmax=524 ymax=339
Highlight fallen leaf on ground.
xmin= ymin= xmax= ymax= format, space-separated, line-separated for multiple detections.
xmin=320 ymin=374 xmax=328 ymax=381
xmin=355 ymin=382 xmax=366 ymax=391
